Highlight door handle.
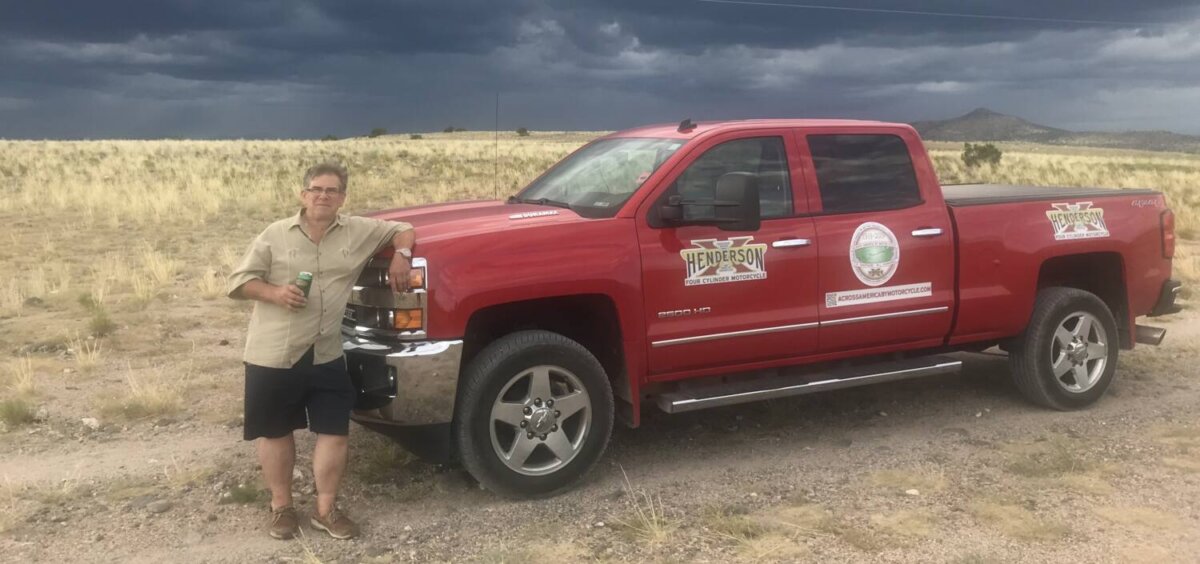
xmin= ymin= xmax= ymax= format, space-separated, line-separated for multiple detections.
xmin=772 ymin=238 xmax=812 ymax=248
xmin=911 ymin=228 xmax=943 ymax=238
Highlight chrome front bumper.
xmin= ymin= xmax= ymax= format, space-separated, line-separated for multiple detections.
xmin=343 ymin=336 xmax=463 ymax=426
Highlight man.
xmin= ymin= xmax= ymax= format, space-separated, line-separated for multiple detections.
xmin=227 ymin=162 xmax=414 ymax=540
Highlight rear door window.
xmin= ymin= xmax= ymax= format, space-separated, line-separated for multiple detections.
xmin=808 ymin=134 xmax=921 ymax=213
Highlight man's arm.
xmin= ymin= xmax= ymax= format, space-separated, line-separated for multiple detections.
xmin=387 ymin=228 xmax=416 ymax=294
xmin=226 ymin=227 xmax=305 ymax=310
xmin=235 ymin=279 xmax=307 ymax=310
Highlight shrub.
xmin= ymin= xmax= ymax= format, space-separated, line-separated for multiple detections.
xmin=368 ymin=128 xmax=387 ymax=138
xmin=409 ymin=134 xmax=423 ymax=140
xmin=98 ymin=373 xmax=182 ymax=420
xmin=320 ymin=134 xmax=338 ymax=141
xmin=516 ymin=127 xmax=530 ymax=137
xmin=962 ymin=143 xmax=1003 ymax=168
xmin=89 ymin=305 xmax=116 ymax=337
xmin=220 ymin=483 xmax=267 ymax=504
xmin=79 ymin=292 xmax=117 ymax=336
xmin=0 ymin=397 xmax=35 ymax=429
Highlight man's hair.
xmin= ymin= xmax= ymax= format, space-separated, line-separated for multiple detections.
xmin=303 ymin=162 xmax=349 ymax=191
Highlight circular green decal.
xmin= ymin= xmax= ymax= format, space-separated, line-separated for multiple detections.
xmin=849 ymin=222 xmax=899 ymax=286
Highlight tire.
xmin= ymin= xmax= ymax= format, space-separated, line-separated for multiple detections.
xmin=454 ymin=330 xmax=614 ymax=498
xmin=1009 ymin=287 xmax=1120 ymax=410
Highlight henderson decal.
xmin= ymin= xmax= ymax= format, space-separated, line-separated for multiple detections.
xmin=1046 ymin=201 xmax=1110 ymax=240
xmin=825 ymin=282 xmax=932 ymax=308
xmin=850 ymin=222 xmax=900 ymax=287
xmin=681 ymin=237 xmax=768 ymax=286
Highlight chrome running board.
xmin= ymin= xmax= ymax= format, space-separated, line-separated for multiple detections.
xmin=654 ymin=356 xmax=963 ymax=414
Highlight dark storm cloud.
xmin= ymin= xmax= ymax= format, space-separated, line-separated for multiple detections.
xmin=2 ymin=0 xmax=1200 ymax=138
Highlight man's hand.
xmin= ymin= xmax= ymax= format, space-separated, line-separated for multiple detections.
xmin=270 ymin=284 xmax=307 ymax=310
xmin=389 ymin=256 xmax=412 ymax=294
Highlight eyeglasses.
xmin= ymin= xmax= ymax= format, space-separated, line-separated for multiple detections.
xmin=304 ymin=187 xmax=345 ymax=196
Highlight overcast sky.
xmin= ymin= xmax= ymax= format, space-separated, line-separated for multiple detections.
xmin=4 ymin=0 xmax=1200 ymax=139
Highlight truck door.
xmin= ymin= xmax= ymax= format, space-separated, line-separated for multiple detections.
xmin=796 ymin=130 xmax=955 ymax=352
xmin=636 ymin=131 xmax=820 ymax=375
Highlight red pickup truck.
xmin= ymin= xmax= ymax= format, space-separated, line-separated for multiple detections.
xmin=343 ymin=119 xmax=1181 ymax=497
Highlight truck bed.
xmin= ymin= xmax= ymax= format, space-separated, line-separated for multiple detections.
xmin=942 ymin=184 xmax=1158 ymax=207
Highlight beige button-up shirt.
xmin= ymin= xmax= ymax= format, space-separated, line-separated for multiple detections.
xmin=227 ymin=210 xmax=412 ymax=368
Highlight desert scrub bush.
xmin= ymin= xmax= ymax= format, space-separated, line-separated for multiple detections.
xmin=140 ymin=246 xmax=179 ymax=287
xmin=0 ymin=480 xmax=23 ymax=533
xmin=611 ymin=469 xmax=673 ymax=544
xmin=98 ymin=370 xmax=182 ymax=420
xmin=0 ymin=278 xmax=23 ymax=317
xmin=79 ymin=290 xmax=118 ymax=336
xmin=6 ymin=356 xmax=35 ymax=397
xmin=130 ymin=275 xmax=156 ymax=308
xmin=702 ymin=504 xmax=773 ymax=545
xmin=67 ymin=333 xmax=103 ymax=373
xmin=220 ymin=482 xmax=268 ymax=505
xmin=161 ymin=456 xmax=216 ymax=491
xmin=0 ymin=397 xmax=36 ymax=430
xmin=196 ymin=268 xmax=226 ymax=300
xmin=962 ymin=143 xmax=1003 ymax=168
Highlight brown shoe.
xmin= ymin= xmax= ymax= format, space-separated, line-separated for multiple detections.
xmin=310 ymin=507 xmax=359 ymax=540
xmin=268 ymin=506 xmax=300 ymax=540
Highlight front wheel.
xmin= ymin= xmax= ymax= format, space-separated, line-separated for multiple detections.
xmin=454 ymin=330 xmax=614 ymax=497
xmin=1009 ymin=287 xmax=1120 ymax=410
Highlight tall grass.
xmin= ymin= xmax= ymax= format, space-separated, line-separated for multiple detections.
xmin=98 ymin=365 xmax=183 ymax=420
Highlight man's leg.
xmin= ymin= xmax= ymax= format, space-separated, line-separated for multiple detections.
xmin=245 ymin=359 xmax=308 ymax=540
xmin=312 ymin=433 xmax=348 ymax=516
xmin=306 ymin=355 xmax=360 ymax=539
xmin=258 ymin=434 xmax=296 ymax=510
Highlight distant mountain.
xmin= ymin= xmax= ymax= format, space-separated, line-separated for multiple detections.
xmin=911 ymin=108 xmax=1200 ymax=153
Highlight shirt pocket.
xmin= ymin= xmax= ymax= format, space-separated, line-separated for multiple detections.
xmin=269 ymin=247 xmax=299 ymax=285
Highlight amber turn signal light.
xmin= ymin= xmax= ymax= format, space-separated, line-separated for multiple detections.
xmin=392 ymin=308 xmax=423 ymax=331
xmin=407 ymin=267 xmax=426 ymax=290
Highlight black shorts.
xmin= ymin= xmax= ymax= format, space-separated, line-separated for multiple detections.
xmin=243 ymin=347 xmax=355 ymax=441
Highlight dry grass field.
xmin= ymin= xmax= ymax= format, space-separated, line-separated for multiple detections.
xmin=1 ymin=132 xmax=1198 ymax=563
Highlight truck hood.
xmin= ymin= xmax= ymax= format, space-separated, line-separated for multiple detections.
xmin=362 ymin=200 xmax=588 ymax=244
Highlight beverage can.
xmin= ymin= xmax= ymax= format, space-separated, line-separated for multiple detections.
xmin=295 ymin=271 xmax=313 ymax=298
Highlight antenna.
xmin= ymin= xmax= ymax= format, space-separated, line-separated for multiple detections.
xmin=678 ymin=118 xmax=696 ymax=132
xmin=494 ymin=92 xmax=500 ymax=200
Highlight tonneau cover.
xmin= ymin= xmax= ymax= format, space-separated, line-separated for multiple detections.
xmin=942 ymin=184 xmax=1158 ymax=207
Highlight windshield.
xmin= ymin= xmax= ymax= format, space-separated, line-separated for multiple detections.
xmin=515 ymin=137 xmax=683 ymax=218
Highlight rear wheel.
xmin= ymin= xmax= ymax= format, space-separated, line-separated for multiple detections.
xmin=455 ymin=330 xmax=614 ymax=497
xmin=1009 ymin=287 xmax=1119 ymax=410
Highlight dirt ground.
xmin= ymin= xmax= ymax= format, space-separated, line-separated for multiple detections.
xmin=2 ymin=299 xmax=1198 ymax=563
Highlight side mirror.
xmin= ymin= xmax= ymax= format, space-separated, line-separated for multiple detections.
xmin=659 ymin=195 xmax=683 ymax=223
xmin=714 ymin=172 xmax=760 ymax=232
